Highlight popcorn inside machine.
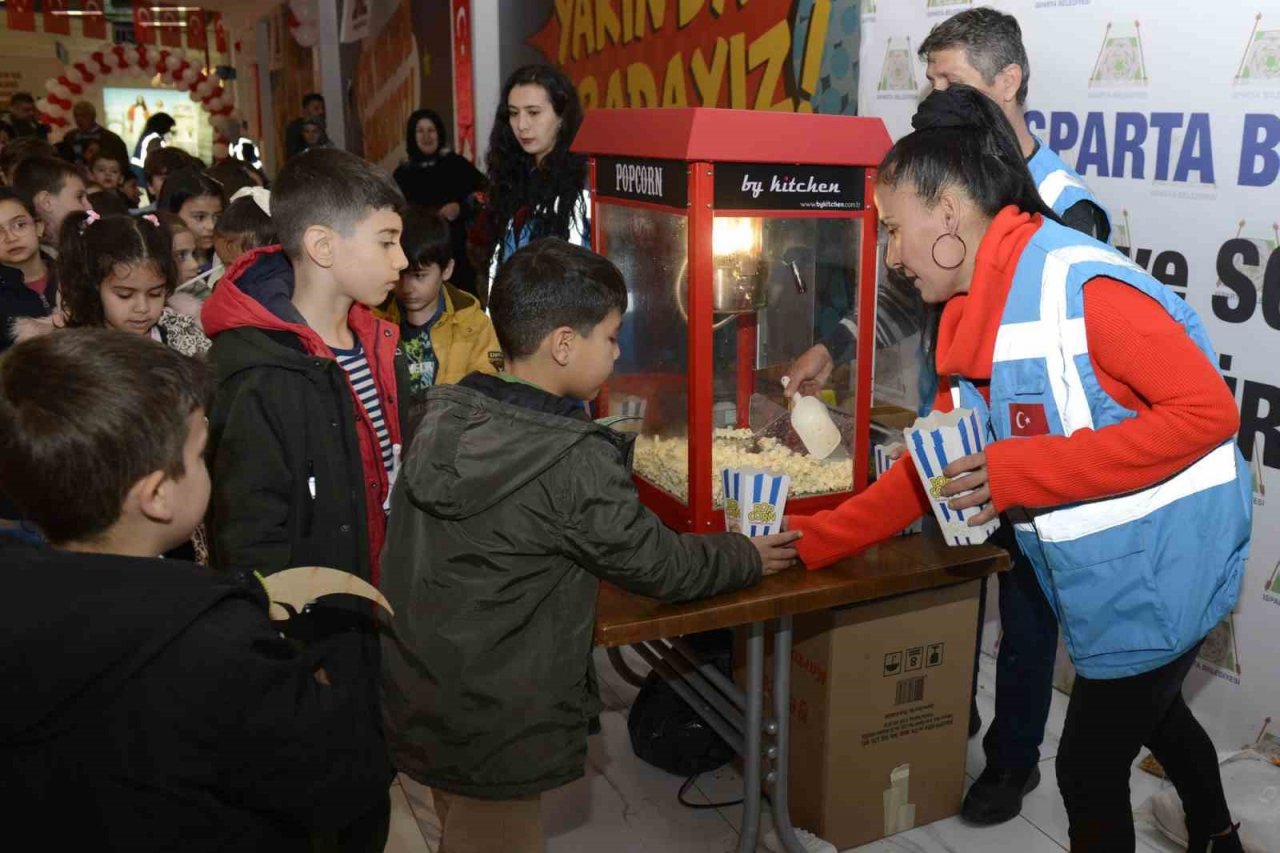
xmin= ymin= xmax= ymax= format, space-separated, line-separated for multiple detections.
xmin=572 ymin=108 xmax=893 ymax=533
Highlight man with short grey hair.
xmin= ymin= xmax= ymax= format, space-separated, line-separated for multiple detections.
xmin=57 ymin=101 xmax=129 ymax=170
xmin=919 ymin=6 xmax=1109 ymax=240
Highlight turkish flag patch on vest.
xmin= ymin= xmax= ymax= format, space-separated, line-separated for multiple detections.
xmin=1009 ymin=403 xmax=1050 ymax=436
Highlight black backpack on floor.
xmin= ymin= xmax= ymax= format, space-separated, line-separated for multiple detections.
xmin=625 ymin=630 xmax=735 ymax=776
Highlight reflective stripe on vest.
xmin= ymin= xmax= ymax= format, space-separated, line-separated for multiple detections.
xmin=993 ymin=244 xmax=1143 ymax=435
xmin=1035 ymin=443 xmax=1238 ymax=543
xmin=1026 ymin=135 xmax=1110 ymax=227
xmin=1037 ymin=170 xmax=1089 ymax=210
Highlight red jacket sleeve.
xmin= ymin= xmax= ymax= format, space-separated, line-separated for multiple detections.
xmin=788 ymin=383 xmax=952 ymax=570
xmin=789 ymin=457 xmax=932 ymax=570
xmin=986 ymin=277 xmax=1240 ymax=511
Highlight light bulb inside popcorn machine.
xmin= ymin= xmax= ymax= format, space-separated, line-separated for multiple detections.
xmin=710 ymin=217 xmax=765 ymax=314
xmin=713 ymin=216 xmax=762 ymax=258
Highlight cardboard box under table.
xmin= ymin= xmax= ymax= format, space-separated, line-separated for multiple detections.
xmin=736 ymin=580 xmax=979 ymax=850
xmin=594 ymin=532 xmax=1006 ymax=853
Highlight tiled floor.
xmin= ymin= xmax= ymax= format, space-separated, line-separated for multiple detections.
xmin=385 ymin=649 xmax=1186 ymax=853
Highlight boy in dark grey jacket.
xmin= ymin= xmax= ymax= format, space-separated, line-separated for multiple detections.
xmin=381 ymin=238 xmax=800 ymax=851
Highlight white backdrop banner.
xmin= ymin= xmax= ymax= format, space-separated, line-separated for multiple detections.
xmin=859 ymin=0 xmax=1280 ymax=755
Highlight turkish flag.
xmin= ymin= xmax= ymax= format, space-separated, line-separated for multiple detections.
xmin=1009 ymin=403 xmax=1050 ymax=437
xmin=452 ymin=0 xmax=476 ymax=161
xmin=44 ymin=0 xmax=71 ymax=35
xmin=133 ymin=0 xmax=155 ymax=45
xmin=82 ymin=0 xmax=107 ymax=39
xmin=159 ymin=7 xmax=181 ymax=47
xmin=187 ymin=10 xmax=207 ymax=50
xmin=6 ymin=0 xmax=36 ymax=32
xmin=212 ymin=12 xmax=228 ymax=55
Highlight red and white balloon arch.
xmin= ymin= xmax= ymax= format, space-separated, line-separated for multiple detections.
xmin=36 ymin=43 xmax=235 ymax=130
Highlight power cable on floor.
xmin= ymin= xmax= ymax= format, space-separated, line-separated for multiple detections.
xmin=678 ymin=772 xmax=745 ymax=810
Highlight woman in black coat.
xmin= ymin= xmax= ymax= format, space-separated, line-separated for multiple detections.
xmin=392 ymin=109 xmax=485 ymax=294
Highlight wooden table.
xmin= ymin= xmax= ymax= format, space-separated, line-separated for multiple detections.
xmin=594 ymin=531 xmax=1009 ymax=853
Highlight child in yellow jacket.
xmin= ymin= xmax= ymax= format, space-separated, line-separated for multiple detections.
xmin=384 ymin=208 xmax=502 ymax=425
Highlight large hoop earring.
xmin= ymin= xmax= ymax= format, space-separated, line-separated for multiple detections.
xmin=932 ymin=232 xmax=967 ymax=270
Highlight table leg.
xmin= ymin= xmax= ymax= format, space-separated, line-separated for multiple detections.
xmin=738 ymin=620 xmax=765 ymax=853
xmin=769 ymin=615 xmax=807 ymax=853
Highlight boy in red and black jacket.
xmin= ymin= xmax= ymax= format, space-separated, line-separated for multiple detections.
xmin=202 ymin=149 xmax=410 ymax=853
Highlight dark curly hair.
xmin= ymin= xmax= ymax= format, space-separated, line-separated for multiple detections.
xmin=58 ymin=211 xmax=177 ymax=328
xmin=484 ymin=64 xmax=586 ymax=267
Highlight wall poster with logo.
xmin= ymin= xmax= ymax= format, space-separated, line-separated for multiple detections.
xmin=860 ymin=0 xmax=1280 ymax=762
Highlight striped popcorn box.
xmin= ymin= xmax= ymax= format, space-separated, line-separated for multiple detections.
xmin=721 ymin=467 xmax=744 ymax=533
xmin=616 ymin=394 xmax=647 ymax=420
xmin=874 ymin=443 xmax=923 ymax=536
xmin=611 ymin=394 xmax=648 ymax=432
xmin=740 ymin=470 xmax=791 ymax=537
xmin=904 ymin=408 xmax=1000 ymax=546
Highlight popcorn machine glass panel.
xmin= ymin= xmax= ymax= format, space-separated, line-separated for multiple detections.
xmin=631 ymin=216 xmax=863 ymax=507
xmin=601 ymin=203 xmax=692 ymax=504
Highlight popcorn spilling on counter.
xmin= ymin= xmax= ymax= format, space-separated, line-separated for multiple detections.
xmin=634 ymin=428 xmax=852 ymax=504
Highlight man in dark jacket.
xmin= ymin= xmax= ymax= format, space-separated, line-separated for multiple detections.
xmin=381 ymin=239 xmax=801 ymax=852
xmin=5 ymin=91 xmax=48 ymax=141
xmin=0 ymin=329 xmax=392 ymax=851
xmin=56 ymin=101 xmax=130 ymax=169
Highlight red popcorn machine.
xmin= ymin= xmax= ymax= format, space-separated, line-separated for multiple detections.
xmin=572 ymin=108 xmax=893 ymax=533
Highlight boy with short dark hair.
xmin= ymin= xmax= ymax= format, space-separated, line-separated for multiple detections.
xmin=204 ymin=146 xmax=408 ymax=586
xmin=142 ymin=145 xmax=198 ymax=205
xmin=88 ymin=151 xmax=126 ymax=194
xmin=381 ymin=237 xmax=801 ymax=851
xmin=12 ymin=155 xmax=91 ymax=254
xmin=0 ymin=328 xmax=392 ymax=851
xmin=383 ymin=207 xmax=501 ymax=427
xmin=201 ymin=147 xmax=409 ymax=852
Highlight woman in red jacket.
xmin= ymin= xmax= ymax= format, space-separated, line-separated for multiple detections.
xmin=791 ymin=86 xmax=1248 ymax=853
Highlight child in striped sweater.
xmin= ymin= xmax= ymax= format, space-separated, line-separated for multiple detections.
xmin=201 ymin=148 xmax=409 ymax=851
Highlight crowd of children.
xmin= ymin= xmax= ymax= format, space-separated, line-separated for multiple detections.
xmin=0 ymin=110 xmax=800 ymax=851
xmin=3 ymin=51 xmax=1250 ymax=853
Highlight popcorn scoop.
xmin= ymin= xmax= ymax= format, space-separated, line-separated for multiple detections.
xmin=781 ymin=377 xmax=842 ymax=460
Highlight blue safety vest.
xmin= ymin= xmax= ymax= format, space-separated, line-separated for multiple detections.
xmin=1026 ymin=135 xmax=1111 ymax=227
xmin=950 ymin=220 xmax=1251 ymax=680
